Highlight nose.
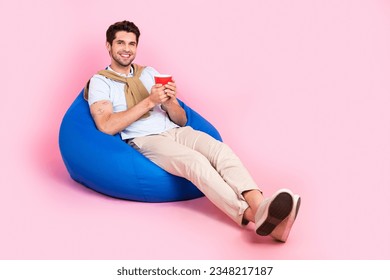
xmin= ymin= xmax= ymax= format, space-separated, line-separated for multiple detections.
xmin=124 ymin=43 xmax=131 ymax=52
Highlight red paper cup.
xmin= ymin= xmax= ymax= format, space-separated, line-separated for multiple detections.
xmin=154 ymin=74 xmax=172 ymax=85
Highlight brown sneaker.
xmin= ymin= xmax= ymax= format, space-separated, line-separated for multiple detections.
xmin=271 ymin=194 xmax=301 ymax=242
xmin=255 ymin=189 xmax=294 ymax=236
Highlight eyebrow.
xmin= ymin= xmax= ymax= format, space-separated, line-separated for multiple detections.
xmin=116 ymin=39 xmax=137 ymax=45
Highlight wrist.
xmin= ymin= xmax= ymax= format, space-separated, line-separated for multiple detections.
xmin=146 ymin=96 xmax=157 ymax=109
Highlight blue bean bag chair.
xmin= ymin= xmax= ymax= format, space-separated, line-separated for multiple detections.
xmin=59 ymin=90 xmax=222 ymax=202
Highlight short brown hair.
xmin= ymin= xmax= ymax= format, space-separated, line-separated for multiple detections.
xmin=106 ymin=20 xmax=141 ymax=45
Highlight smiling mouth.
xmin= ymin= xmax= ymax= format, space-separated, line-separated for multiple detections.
xmin=120 ymin=53 xmax=131 ymax=58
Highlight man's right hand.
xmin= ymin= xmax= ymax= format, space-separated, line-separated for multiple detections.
xmin=149 ymin=84 xmax=170 ymax=106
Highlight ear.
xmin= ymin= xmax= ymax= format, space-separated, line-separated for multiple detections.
xmin=106 ymin=42 xmax=111 ymax=53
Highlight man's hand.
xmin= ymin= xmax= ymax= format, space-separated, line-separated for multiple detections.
xmin=149 ymin=83 xmax=170 ymax=106
xmin=162 ymin=81 xmax=178 ymax=108
xmin=152 ymin=80 xmax=187 ymax=126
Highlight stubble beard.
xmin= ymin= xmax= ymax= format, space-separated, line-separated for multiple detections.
xmin=111 ymin=51 xmax=134 ymax=68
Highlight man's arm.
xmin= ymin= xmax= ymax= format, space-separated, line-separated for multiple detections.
xmin=90 ymin=98 xmax=154 ymax=135
xmin=90 ymin=83 xmax=176 ymax=135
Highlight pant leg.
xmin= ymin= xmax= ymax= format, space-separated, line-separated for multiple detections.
xmin=173 ymin=127 xmax=260 ymax=198
xmin=130 ymin=129 xmax=251 ymax=225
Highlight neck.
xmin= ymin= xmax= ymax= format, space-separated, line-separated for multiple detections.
xmin=110 ymin=63 xmax=132 ymax=75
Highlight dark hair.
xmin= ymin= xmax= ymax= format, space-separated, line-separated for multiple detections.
xmin=106 ymin=20 xmax=141 ymax=45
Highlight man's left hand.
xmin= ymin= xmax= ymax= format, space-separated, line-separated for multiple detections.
xmin=162 ymin=81 xmax=178 ymax=108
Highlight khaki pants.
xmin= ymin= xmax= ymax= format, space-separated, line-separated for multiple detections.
xmin=129 ymin=126 xmax=259 ymax=225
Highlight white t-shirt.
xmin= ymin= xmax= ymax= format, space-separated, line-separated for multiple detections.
xmin=87 ymin=66 xmax=179 ymax=140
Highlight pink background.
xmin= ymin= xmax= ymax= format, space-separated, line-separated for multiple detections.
xmin=1 ymin=0 xmax=390 ymax=259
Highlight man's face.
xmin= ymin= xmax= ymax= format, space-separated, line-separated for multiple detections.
xmin=107 ymin=31 xmax=138 ymax=70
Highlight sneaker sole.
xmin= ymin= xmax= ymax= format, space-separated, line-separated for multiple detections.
xmin=272 ymin=195 xmax=301 ymax=242
xmin=256 ymin=192 xmax=293 ymax=236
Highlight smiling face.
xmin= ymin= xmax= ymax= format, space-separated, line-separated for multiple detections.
xmin=106 ymin=31 xmax=138 ymax=74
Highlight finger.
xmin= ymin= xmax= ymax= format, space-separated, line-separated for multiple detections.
xmin=154 ymin=84 xmax=164 ymax=90
xmin=156 ymin=87 xmax=166 ymax=95
xmin=151 ymin=85 xmax=164 ymax=96
xmin=165 ymin=83 xmax=176 ymax=90
xmin=161 ymin=95 xmax=169 ymax=102
xmin=164 ymin=86 xmax=175 ymax=93
xmin=165 ymin=89 xmax=176 ymax=97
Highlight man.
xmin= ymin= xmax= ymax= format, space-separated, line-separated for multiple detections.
xmin=85 ymin=20 xmax=301 ymax=242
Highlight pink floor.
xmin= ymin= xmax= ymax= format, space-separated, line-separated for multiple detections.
xmin=2 ymin=148 xmax=390 ymax=259
xmin=1 ymin=0 xmax=390 ymax=260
